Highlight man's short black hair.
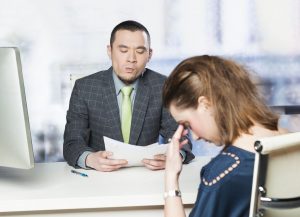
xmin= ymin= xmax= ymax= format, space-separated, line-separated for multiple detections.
xmin=110 ymin=20 xmax=151 ymax=47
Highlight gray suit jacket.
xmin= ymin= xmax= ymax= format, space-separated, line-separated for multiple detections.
xmin=63 ymin=67 xmax=194 ymax=167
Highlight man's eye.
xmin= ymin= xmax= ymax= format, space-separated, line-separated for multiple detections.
xmin=120 ymin=49 xmax=127 ymax=53
xmin=136 ymin=49 xmax=145 ymax=54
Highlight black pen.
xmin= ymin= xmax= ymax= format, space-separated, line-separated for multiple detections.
xmin=71 ymin=169 xmax=88 ymax=177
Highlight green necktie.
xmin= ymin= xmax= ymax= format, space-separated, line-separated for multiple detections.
xmin=121 ymin=86 xmax=133 ymax=143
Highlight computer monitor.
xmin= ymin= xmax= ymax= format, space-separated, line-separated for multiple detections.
xmin=0 ymin=47 xmax=34 ymax=169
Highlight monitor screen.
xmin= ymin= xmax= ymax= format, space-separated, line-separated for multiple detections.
xmin=0 ymin=47 xmax=34 ymax=169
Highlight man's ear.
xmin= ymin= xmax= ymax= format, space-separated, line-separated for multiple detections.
xmin=148 ymin=48 xmax=153 ymax=62
xmin=107 ymin=45 xmax=112 ymax=59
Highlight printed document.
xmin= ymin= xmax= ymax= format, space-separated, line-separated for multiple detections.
xmin=104 ymin=136 xmax=167 ymax=167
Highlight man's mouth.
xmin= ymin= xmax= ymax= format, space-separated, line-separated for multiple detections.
xmin=125 ymin=67 xmax=135 ymax=73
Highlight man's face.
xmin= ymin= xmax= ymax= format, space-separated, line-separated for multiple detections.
xmin=107 ymin=29 xmax=152 ymax=84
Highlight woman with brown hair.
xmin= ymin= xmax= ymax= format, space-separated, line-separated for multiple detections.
xmin=163 ymin=55 xmax=282 ymax=217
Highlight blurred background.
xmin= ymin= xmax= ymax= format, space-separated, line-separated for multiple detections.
xmin=0 ymin=0 xmax=299 ymax=162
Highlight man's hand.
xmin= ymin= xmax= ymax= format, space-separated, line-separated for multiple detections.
xmin=86 ymin=151 xmax=128 ymax=172
xmin=142 ymin=154 xmax=166 ymax=170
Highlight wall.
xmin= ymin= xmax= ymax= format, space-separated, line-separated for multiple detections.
xmin=0 ymin=0 xmax=299 ymax=162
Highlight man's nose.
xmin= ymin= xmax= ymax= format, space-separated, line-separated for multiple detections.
xmin=127 ymin=51 xmax=137 ymax=62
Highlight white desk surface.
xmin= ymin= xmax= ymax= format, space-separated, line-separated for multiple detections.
xmin=0 ymin=157 xmax=211 ymax=213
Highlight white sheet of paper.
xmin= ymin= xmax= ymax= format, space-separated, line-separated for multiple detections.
xmin=103 ymin=136 xmax=167 ymax=167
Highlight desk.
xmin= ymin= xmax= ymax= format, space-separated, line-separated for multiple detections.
xmin=0 ymin=157 xmax=211 ymax=217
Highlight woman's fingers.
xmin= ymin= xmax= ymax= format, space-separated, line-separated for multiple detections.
xmin=168 ymin=125 xmax=184 ymax=156
xmin=179 ymin=138 xmax=188 ymax=149
xmin=172 ymin=125 xmax=185 ymax=141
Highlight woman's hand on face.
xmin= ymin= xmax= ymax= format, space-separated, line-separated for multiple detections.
xmin=165 ymin=125 xmax=189 ymax=178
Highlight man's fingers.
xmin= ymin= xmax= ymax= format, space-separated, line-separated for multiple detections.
xmin=99 ymin=151 xmax=127 ymax=165
xmin=154 ymin=154 xmax=166 ymax=161
xmin=86 ymin=151 xmax=128 ymax=172
xmin=100 ymin=151 xmax=113 ymax=158
xmin=100 ymin=157 xmax=128 ymax=166
xmin=143 ymin=163 xmax=164 ymax=170
xmin=143 ymin=159 xmax=165 ymax=170
xmin=97 ymin=164 xmax=126 ymax=172
xmin=93 ymin=157 xmax=128 ymax=172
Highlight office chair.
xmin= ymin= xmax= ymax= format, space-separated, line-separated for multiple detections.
xmin=249 ymin=132 xmax=300 ymax=217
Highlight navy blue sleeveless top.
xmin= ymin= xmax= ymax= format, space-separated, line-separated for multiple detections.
xmin=189 ymin=146 xmax=254 ymax=217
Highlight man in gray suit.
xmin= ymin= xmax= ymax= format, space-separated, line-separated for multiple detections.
xmin=63 ymin=20 xmax=194 ymax=172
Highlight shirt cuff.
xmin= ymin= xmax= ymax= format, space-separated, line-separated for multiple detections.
xmin=77 ymin=151 xmax=93 ymax=169
xmin=179 ymin=150 xmax=187 ymax=162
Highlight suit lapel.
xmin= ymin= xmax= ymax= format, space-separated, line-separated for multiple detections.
xmin=103 ymin=68 xmax=123 ymax=141
xmin=129 ymin=75 xmax=150 ymax=145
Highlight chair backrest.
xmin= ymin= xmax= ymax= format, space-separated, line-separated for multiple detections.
xmin=249 ymin=132 xmax=300 ymax=217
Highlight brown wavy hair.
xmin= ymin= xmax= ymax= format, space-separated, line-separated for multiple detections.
xmin=163 ymin=55 xmax=278 ymax=146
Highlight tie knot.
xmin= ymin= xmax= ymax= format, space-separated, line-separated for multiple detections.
xmin=121 ymin=86 xmax=133 ymax=97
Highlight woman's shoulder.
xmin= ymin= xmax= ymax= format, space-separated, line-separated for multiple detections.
xmin=200 ymin=146 xmax=254 ymax=190
xmin=190 ymin=147 xmax=254 ymax=217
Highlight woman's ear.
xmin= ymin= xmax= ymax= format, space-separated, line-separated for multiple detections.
xmin=197 ymin=96 xmax=210 ymax=111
